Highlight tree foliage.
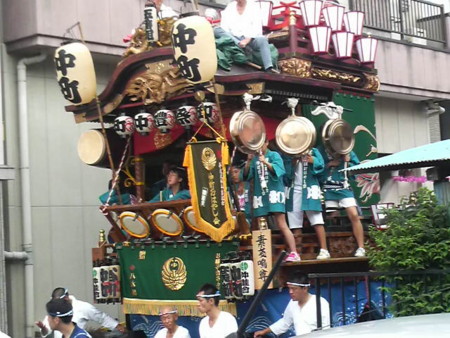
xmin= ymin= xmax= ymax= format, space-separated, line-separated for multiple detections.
xmin=368 ymin=188 xmax=450 ymax=316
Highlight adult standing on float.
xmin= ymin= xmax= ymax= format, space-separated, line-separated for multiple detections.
xmin=215 ymin=0 xmax=279 ymax=73
xmin=241 ymin=139 xmax=300 ymax=262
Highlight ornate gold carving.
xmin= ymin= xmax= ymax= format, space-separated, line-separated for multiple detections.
xmin=123 ymin=18 xmax=175 ymax=58
xmin=363 ymin=73 xmax=380 ymax=92
xmin=279 ymin=58 xmax=312 ymax=78
xmin=246 ymin=82 xmax=265 ymax=95
xmin=123 ymin=27 xmax=149 ymax=58
xmin=311 ymin=67 xmax=362 ymax=85
xmin=202 ymin=147 xmax=217 ymax=171
xmin=154 ymin=131 xmax=173 ymax=149
xmin=161 ymin=257 xmax=187 ymax=291
xmin=125 ymin=61 xmax=191 ymax=105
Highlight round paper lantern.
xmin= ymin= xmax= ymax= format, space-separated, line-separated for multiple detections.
xmin=197 ymin=102 xmax=219 ymax=124
xmin=176 ymin=105 xmax=198 ymax=129
xmin=172 ymin=13 xmax=217 ymax=84
xmin=114 ymin=115 xmax=135 ymax=138
xmin=54 ymin=42 xmax=97 ymax=105
xmin=154 ymin=109 xmax=176 ymax=133
xmin=134 ymin=111 xmax=154 ymax=136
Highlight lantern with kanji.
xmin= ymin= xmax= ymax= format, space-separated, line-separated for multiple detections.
xmin=197 ymin=102 xmax=219 ymax=124
xmin=176 ymin=105 xmax=198 ymax=129
xmin=54 ymin=42 xmax=97 ymax=105
xmin=172 ymin=13 xmax=217 ymax=84
xmin=154 ymin=109 xmax=176 ymax=133
xmin=114 ymin=114 xmax=135 ymax=138
xmin=134 ymin=111 xmax=155 ymax=136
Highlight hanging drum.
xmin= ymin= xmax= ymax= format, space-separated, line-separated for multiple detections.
xmin=77 ymin=129 xmax=127 ymax=168
xmin=229 ymin=110 xmax=266 ymax=154
xmin=180 ymin=206 xmax=206 ymax=236
xmin=275 ymin=114 xmax=316 ymax=156
xmin=322 ymin=118 xmax=355 ymax=158
xmin=119 ymin=211 xmax=151 ymax=239
xmin=150 ymin=209 xmax=184 ymax=238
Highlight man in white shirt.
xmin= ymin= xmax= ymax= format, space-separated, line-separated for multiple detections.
xmin=254 ymin=273 xmax=330 ymax=337
xmin=155 ymin=306 xmax=191 ymax=338
xmin=151 ymin=0 xmax=178 ymax=19
xmin=216 ymin=0 xmax=278 ymax=73
xmin=197 ymin=283 xmax=238 ymax=338
xmin=35 ymin=287 xmax=125 ymax=338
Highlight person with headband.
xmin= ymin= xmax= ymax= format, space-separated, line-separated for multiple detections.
xmin=197 ymin=283 xmax=238 ymax=338
xmin=35 ymin=287 xmax=125 ymax=338
xmin=155 ymin=306 xmax=191 ymax=338
xmin=253 ymin=272 xmax=330 ymax=337
xmin=45 ymin=298 xmax=91 ymax=337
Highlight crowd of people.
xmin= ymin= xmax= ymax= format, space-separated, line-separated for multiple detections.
xmin=35 ymin=274 xmax=327 ymax=338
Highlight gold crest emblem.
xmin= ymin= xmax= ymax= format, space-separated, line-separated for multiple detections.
xmin=201 ymin=147 xmax=216 ymax=171
xmin=161 ymin=257 xmax=187 ymax=291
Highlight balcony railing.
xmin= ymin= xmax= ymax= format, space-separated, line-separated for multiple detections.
xmin=349 ymin=0 xmax=446 ymax=47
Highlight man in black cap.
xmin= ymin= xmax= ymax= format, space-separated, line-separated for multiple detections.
xmin=45 ymin=298 xmax=91 ymax=337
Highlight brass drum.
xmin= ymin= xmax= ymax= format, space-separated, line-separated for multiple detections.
xmin=276 ymin=115 xmax=316 ymax=156
xmin=150 ymin=209 xmax=184 ymax=237
xmin=229 ymin=110 xmax=266 ymax=154
xmin=322 ymin=119 xmax=355 ymax=158
xmin=119 ymin=211 xmax=150 ymax=239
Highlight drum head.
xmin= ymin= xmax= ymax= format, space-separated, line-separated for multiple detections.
xmin=77 ymin=130 xmax=106 ymax=165
xmin=119 ymin=211 xmax=150 ymax=238
xmin=151 ymin=209 xmax=183 ymax=236
xmin=230 ymin=110 xmax=266 ymax=154
xmin=182 ymin=206 xmax=206 ymax=234
xmin=276 ymin=116 xmax=316 ymax=156
xmin=324 ymin=119 xmax=355 ymax=156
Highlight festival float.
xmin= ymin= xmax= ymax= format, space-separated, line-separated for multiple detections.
xmin=55 ymin=0 xmax=381 ymax=336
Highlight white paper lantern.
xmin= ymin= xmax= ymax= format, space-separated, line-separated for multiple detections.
xmin=154 ymin=109 xmax=176 ymax=133
xmin=54 ymin=42 xmax=97 ymax=105
xmin=176 ymin=105 xmax=198 ymax=129
xmin=343 ymin=11 xmax=365 ymax=37
xmin=134 ymin=111 xmax=155 ymax=135
xmin=322 ymin=4 xmax=345 ymax=32
xmin=309 ymin=26 xmax=331 ymax=54
xmin=355 ymin=36 xmax=378 ymax=64
xmin=332 ymin=32 xmax=354 ymax=59
xmin=114 ymin=115 xmax=135 ymax=138
xmin=172 ymin=13 xmax=217 ymax=84
xmin=299 ymin=0 xmax=324 ymax=27
xmin=197 ymin=102 xmax=219 ymax=124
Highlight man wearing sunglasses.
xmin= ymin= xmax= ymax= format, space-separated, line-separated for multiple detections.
xmin=36 ymin=287 xmax=125 ymax=338
xmin=254 ymin=272 xmax=330 ymax=337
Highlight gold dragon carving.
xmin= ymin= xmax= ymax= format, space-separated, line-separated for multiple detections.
xmin=123 ymin=18 xmax=176 ymax=58
xmin=311 ymin=67 xmax=362 ymax=85
xmin=279 ymin=58 xmax=312 ymax=78
xmin=125 ymin=62 xmax=191 ymax=105
xmin=363 ymin=73 xmax=380 ymax=92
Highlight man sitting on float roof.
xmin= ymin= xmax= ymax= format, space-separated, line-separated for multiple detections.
xmin=215 ymin=0 xmax=279 ymax=73
xmin=149 ymin=166 xmax=191 ymax=202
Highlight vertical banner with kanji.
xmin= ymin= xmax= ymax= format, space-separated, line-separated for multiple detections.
xmin=183 ymin=140 xmax=235 ymax=242
xmin=252 ymin=229 xmax=273 ymax=289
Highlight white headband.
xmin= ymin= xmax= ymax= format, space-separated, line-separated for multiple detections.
xmin=159 ymin=310 xmax=177 ymax=316
xmin=196 ymin=291 xmax=221 ymax=298
xmin=287 ymin=282 xmax=310 ymax=287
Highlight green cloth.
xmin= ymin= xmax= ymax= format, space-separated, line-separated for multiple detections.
xmin=148 ymin=188 xmax=191 ymax=203
xmin=117 ymin=241 xmax=237 ymax=300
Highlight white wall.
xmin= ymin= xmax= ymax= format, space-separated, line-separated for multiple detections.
xmin=3 ymin=51 xmax=122 ymax=336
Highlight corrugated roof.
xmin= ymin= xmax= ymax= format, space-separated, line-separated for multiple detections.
xmin=343 ymin=140 xmax=450 ymax=174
